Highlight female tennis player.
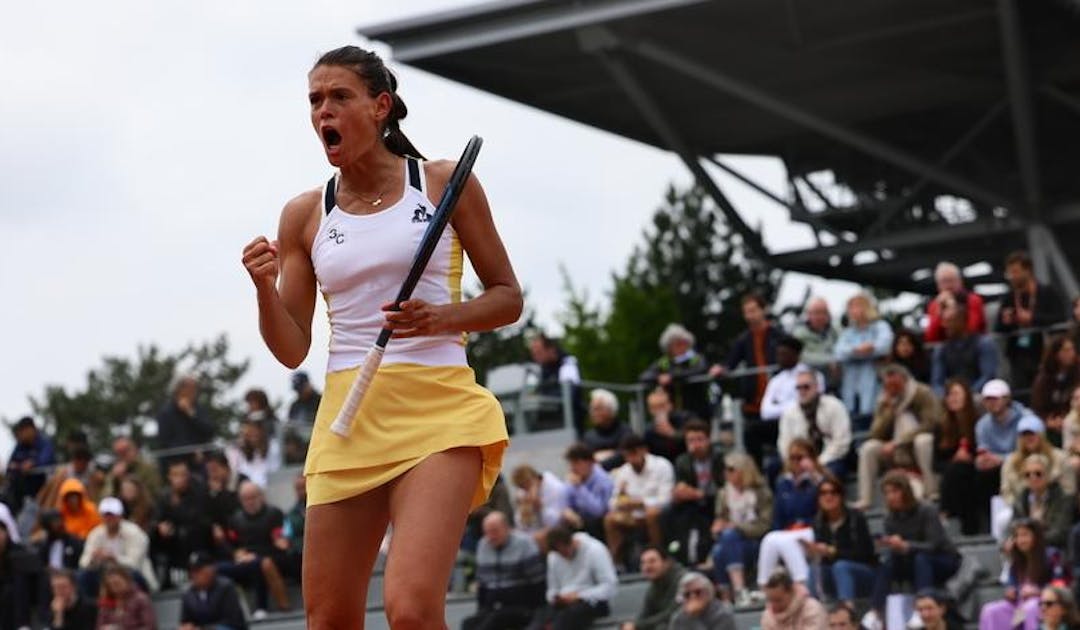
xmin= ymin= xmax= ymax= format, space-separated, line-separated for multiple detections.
xmin=241 ymin=46 xmax=520 ymax=628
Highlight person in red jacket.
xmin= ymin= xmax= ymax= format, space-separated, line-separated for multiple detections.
xmin=925 ymin=262 xmax=986 ymax=342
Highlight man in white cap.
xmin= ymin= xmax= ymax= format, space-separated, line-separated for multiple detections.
xmin=78 ymin=496 xmax=157 ymax=595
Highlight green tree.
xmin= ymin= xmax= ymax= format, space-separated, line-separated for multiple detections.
xmin=29 ymin=334 xmax=249 ymax=451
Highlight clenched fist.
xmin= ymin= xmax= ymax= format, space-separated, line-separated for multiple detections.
xmin=242 ymin=236 xmax=279 ymax=291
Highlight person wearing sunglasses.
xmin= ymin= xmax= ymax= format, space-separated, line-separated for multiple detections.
xmin=1037 ymin=586 xmax=1080 ymax=629
xmin=778 ymin=367 xmax=852 ymax=481
xmin=994 ymin=416 xmax=1074 ymax=544
xmin=710 ymin=453 xmax=772 ymax=607
xmin=668 ymin=572 xmax=735 ymax=630
xmin=759 ymin=567 xmax=826 ymax=630
xmin=1011 ymin=453 xmax=1072 ymax=550
xmin=806 ymin=478 xmax=875 ymax=609
xmin=756 ymin=439 xmax=824 ymax=596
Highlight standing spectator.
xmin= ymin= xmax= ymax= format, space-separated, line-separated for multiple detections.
xmin=510 ymin=465 xmax=569 ymax=549
xmin=78 ymin=497 xmax=157 ymax=594
xmin=710 ymin=452 xmax=772 ymax=606
xmin=996 ymin=250 xmax=1067 ymax=389
xmin=152 ymin=460 xmax=211 ymax=586
xmin=117 ymin=477 xmax=155 ymax=533
xmin=104 ymin=438 xmax=162 ymax=500
xmin=891 ymin=329 xmax=931 ymax=384
xmin=714 ymin=293 xmax=785 ymax=462
xmin=562 ymin=444 xmax=613 ymax=539
xmin=834 ymin=293 xmax=894 ymax=423
xmin=980 ymin=519 xmax=1062 ymax=630
xmin=854 ymin=364 xmax=942 ymax=509
xmin=1032 ymin=336 xmax=1080 ymax=446
xmin=1039 ymin=586 xmax=1080 ymax=629
xmin=1013 ymin=454 xmax=1072 ymax=550
xmin=669 ymin=572 xmax=736 ymax=630
xmin=280 ymin=475 xmax=305 ymax=581
xmin=807 ymin=477 xmax=876 ymax=608
xmin=243 ymin=388 xmax=279 ymax=438
xmin=975 ymin=380 xmax=1042 ymax=534
xmin=925 ymin=261 xmax=987 ymax=342
xmin=157 ymin=374 xmax=216 ymax=470
xmin=760 ymin=337 xmax=824 ymax=422
xmin=526 ymin=526 xmax=617 ymax=630
xmin=0 ymin=517 xmax=35 ymax=630
xmin=462 ymin=511 xmax=546 ymax=630
xmin=286 ymin=372 xmax=321 ymax=425
xmin=778 ymin=368 xmax=852 ymax=479
xmin=757 ymin=439 xmax=825 ymax=591
xmin=870 ymin=473 xmax=960 ymax=619
xmin=760 ymin=568 xmax=827 ymax=630
xmin=180 ymin=552 xmax=248 ymax=630
xmin=95 ymin=562 xmax=157 ymax=630
xmin=619 ymin=546 xmax=685 ymax=630
xmin=642 ymin=387 xmax=691 ymax=462
xmin=930 ymin=301 xmax=999 ymax=397
xmin=665 ymin=419 xmax=725 ymax=565
xmin=217 ymin=481 xmax=291 ymax=616
xmin=913 ymin=589 xmax=966 ymax=630
xmin=56 ymin=478 xmax=101 ymax=540
xmin=937 ymin=380 xmax=983 ymax=535
xmin=583 ymin=389 xmax=632 ymax=470
xmin=604 ymin=435 xmax=675 ymax=565
xmin=48 ymin=568 xmax=97 ymax=630
xmin=995 ymin=419 xmax=1074 ymax=544
xmin=791 ymin=297 xmax=839 ymax=379
xmin=640 ymin=324 xmax=713 ymax=422
xmin=5 ymin=416 xmax=56 ymax=510
xmin=225 ymin=420 xmax=282 ymax=489
xmin=529 ymin=332 xmax=586 ymax=437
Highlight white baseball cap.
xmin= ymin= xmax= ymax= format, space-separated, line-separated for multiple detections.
xmin=981 ymin=379 xmax=1011 ymax=398
xmin=99 ymin=497 xmax=124 ymax=517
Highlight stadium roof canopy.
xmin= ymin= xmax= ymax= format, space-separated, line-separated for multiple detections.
xmin=360 ymin=0 xmax=1080 ymax=295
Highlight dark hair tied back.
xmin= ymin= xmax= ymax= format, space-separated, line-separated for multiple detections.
xmin=314 ymin=45 xmax=425 ymax=159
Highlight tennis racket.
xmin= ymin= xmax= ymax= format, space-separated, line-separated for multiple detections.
xmin=329 ymin=136 xmax=484 ymax=437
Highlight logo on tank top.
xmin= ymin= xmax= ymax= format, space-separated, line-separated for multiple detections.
xmin=328 ymin=228 xmax=345 ymax=244
xmin=411 ymin=203 xmax=433 ymax=223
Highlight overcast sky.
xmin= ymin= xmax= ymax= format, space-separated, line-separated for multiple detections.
xmin=1 ymin=0 xmax=870 ymax=454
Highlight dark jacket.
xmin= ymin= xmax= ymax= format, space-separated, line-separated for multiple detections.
xmin=6 ymin=433 xmax=57 ymax=500
xmin=474 ymin=531 xmax=546 ymax=612
xmin=813 ymin=509 xmax=876 ymax=567
xmin=673 ymin=449 xmax=725 ymax=507
xmin=634 ymin=562 xmax=686 ymax=630
xmin=155 ymin=481 xmax=212 ymax=550
xmin=1015 ymin=483 xmax=1074 ymax=550
xmin=156 ymin=400 xmax=215 ymax=449
xmin=51 ymin=595 xmax=98 ymax=630
xmin=995 ymin=284 xmax=1067 ymax=374
xmin=640 ymin=352 xmax=713 ymax=421
xmin=0 ymin=542 xmax=37 ymax=630
xmin=223 ymin=505 xmax=285 ymax=558
xmin=180 ymin=576 xmax=248 ymax=630
xmin=1032 ymin=366 xmax=1080 ymax=422
xmin=773 ymin=473 xmax=820 ymax=530
xmin=725 ymin=324 xmax=785 ymax=414
xmin=207 ymin=487 xmax=239 ymax=530
xmin=884 ymin=502 xmax=958 ymax=556
xmin=36 ymin=530 xmax=84 ymax=571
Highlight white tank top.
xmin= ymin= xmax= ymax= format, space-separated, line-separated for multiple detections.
xmin=311 ymin=157 xmax=466 ymax=372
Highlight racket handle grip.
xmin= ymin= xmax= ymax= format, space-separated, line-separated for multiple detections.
xmin=329 ymin=346 xmax=385 ymax=437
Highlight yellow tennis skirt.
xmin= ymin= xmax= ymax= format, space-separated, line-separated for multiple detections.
xmin=304 ymin=363 xmax=508 ymax=509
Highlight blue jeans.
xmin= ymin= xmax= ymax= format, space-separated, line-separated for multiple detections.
xmin=710 ymin=528 xmax=759 ymax=585
xmin=811 ymin=560 xmax=875 ymax=602
xmin=217 ymin=559 xmax=268 ymax=610
xmin=872 ymin=551 xmax=960 ymax=610
xmin=824 ymin=458 xmax=848 ymax=480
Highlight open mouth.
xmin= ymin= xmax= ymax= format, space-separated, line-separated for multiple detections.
xmin=321 ymin=126 xmax=342 ymax=148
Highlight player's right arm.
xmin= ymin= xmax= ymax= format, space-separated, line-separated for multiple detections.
xmin=242 ymin=190 xmax=320 ymax=368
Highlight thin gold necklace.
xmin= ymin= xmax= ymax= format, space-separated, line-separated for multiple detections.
xmin=338 ymin=178 xmax=385 ymax=207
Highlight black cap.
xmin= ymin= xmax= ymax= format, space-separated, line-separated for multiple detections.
xmin=188 ymin=551 xmax=215 ymax=570
xmin=777 ymin=335 xmax=804 ymax=353
xmin=12 ymin=416 xmax=35 ymax=432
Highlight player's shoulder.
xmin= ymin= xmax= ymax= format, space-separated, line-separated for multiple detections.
xmin=423 ymin=158 xmax=482 ymax=189
xmin=280 ymin=188 xmax=323 ymax=226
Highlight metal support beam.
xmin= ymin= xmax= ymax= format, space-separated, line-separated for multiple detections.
xmin=579 ymin=27 xmax=770 ymax=262
xmin=628 ymin=39 xmax=1017 ymax=211
xmin=997 ymin=0 xmax=1043 ymax=215
xmin=1026 ymin=224 xmax=1080 ymax=297
xmin=1042 ymin=85 xmax=1080 ymax=119
xmin=797 ymin=174 xmax=838 ymax=212
xmin=705 ymin=156 xmax=791 ymax=209
xmin=806 ymin=8 xmax=995 ymax=52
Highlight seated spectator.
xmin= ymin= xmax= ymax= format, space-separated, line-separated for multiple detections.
xmin=807 ymin=477 xmax=875 ymax=608
xmin=870 ymin=472 xmax=960 ymax=621
xmin=217 ymin=481 xmax=291 ymax=616
xmin=205 ymin=452 xmax=239 ymax=524
xmin=157 ymin=374 xmax=215 ymax=471
xmin=152 ymin=460 xmax=211 ymax=587
xmin=996 ymin=250 xmax=1067 ymax=390
xmin=930 ymin=301 xmax=999 ymax=397
xmin=225 ymin=419 xmax=282 ymax=489
xmin=937 ymin=379 xmax=983 ymax=535
xmin=1033 ymin=336 xmax=1080 ymax=446
xmin=619 ymin=546 xmax=685 ymax=630
xmin=562 ymin=444 xmax=613 ymax=539
xmin=760 ymin=568 xmax=826 ymax=630
xmin=969 ymin=379 xmax=1038 ymax=534
xmin=669 ymin=572 xmax=736 ymax=630
xmin=642 ymin=387 xmax=691 ymax=462
xmin=0 ymin=516 xmax=36 ymax=630
xmin=826 ymin=603 xmax=859 ymax=630
xmin=1040 ymin=585 xmax=1080 ymax=629
xmin=33 ymin=509 xmax=83 ymax=572
xmin=892 ymin=328 xmax=931 ymax=384
xmin=665 ymin=419 xmax=724 ymax=565
xmin=640 ymin=323 xmax=713 ymax=423
xmin=603 ymin=435 xmax=674 ymax=566
xmin=914 ymin=588 xmax=966 ymax=630
xmin=117 ymin=476 xmax=155 ymax=533
xmin=180 ymin=552 xmax=248 ymax=630
xmin=834 ymin=292 xmax=894 ymax=423
xmin=925 ymin=261 xmax=987 ymax=342
xmin=511 ymin=465 xmax=569 ymax=550
xmin=583 ymin=389 xmax=632 ymax=470
xmin=710 ymin=452 xmax=772 ymax=606
xmin=995 ymin=419 xmax=1074 ymax=543
xmin=48 ymin=568 xmax=97 ymax=630
xmin=757 ymin=439 xmax=824 ymax=592
xmin=243 ymin=387 xmax=279 ymax=438
xmin=530 ymin=332 xmax=586 ymax=437
xmin=95 ymin=561 xmax=157 ymax=630
xmin=526 ymin=526 xmax=617 ymax=630
xmin=57 ymin=478 xmax=101 ymax=540
xmin=463 ymin=474 xmax=515 ymax=555
xmin=855 ymin=364 xmax=941 ymax=509
xmin=761 ymin=337 xmax=824 ymax=423
xmin=78 ymin=497 xmax=157 ymax=595
xmin=791 ymin=297 xmax=839 ymax=384
xmin=1061 ymin=384 xmax=1080 ymax=452
xmin=462 ymin=511 xmax=546 ymax=630
xmin=1014 ymin=454 xmax=1073 ymax=551
xmin=280 ymin=474 xmax=305 ymax=581
xmin=981 ymin=518 xmax=1064 ymax=630
xmin=287 ymin=371 xmax=321 ymax=425
xmin=104 ymin=437 xmax=162 ymax=500
xmin=5 ymin=415 xmax=56 ymax=511
xmin=778 ymin=368 xmax=852 ymax=479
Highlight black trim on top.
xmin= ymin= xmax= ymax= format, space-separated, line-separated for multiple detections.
xmin=407 ymin=158 xmax=423 ymax=192
xmin=324 ymin=175 xmax=337 ymax=215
